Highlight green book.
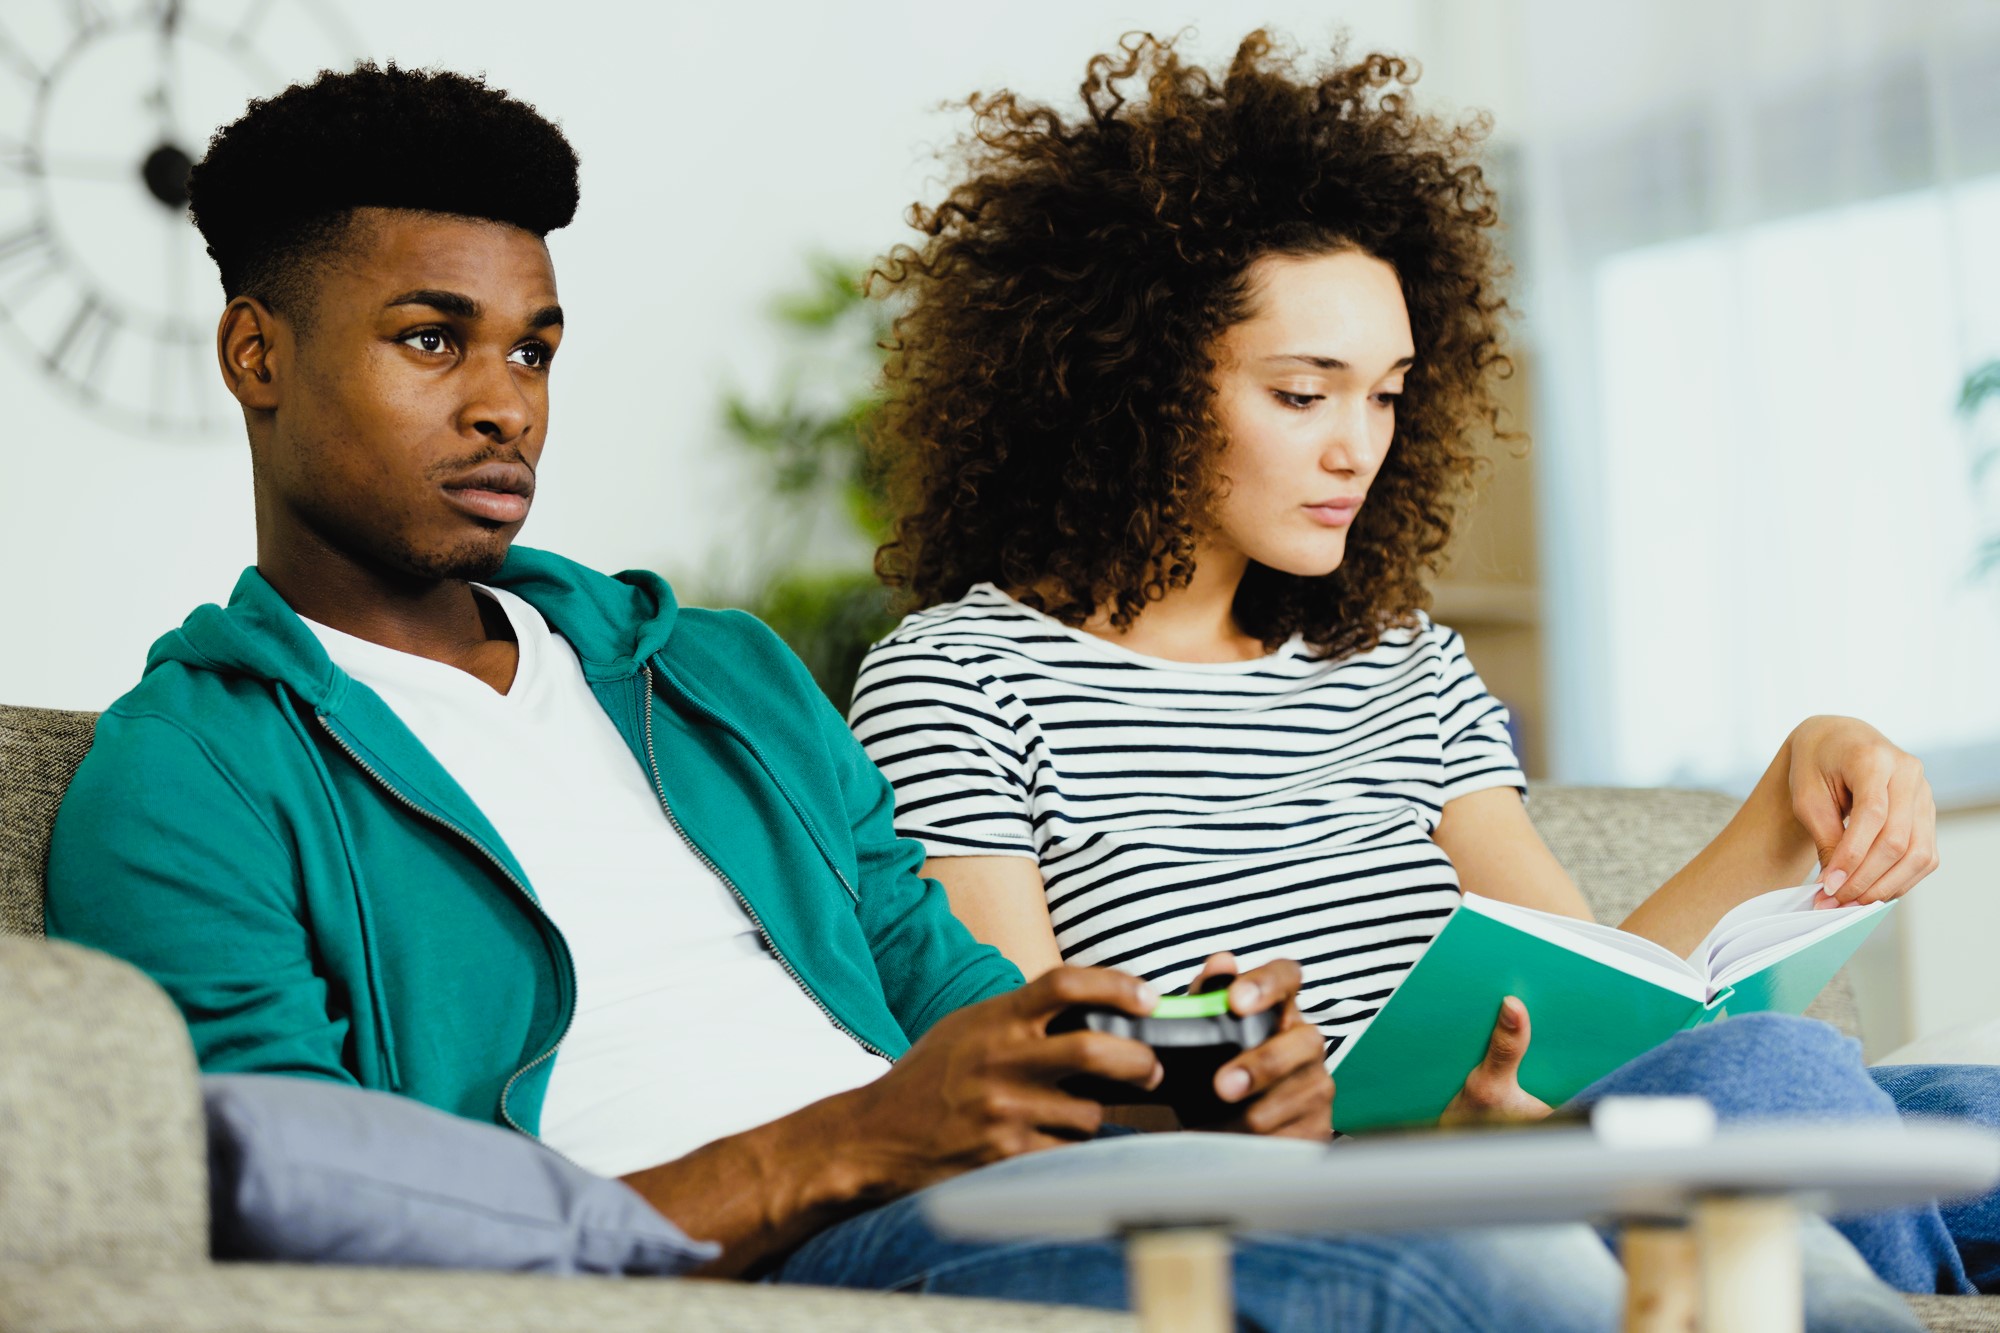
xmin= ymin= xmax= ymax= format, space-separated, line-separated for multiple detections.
xmin=1328 ymin=883 xmax=1894 ymax=1134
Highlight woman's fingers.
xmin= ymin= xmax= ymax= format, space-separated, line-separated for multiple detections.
xmin=1821 ymin=755 xmax=1936 ymax=906
xmin=1854 ymin=777 xmax=1941 ymax=906
xmin=1815 ymin=772 xmax=1890 ymax=903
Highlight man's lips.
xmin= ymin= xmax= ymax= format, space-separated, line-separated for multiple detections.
xmin=440 ymin=462 xmax=534 ymax=525
xmin=1302 ymin=498 xmax=1362 ymax=528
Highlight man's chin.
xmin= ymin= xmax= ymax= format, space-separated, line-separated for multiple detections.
xmin=388 ymin=531 xmax=517 ymax=583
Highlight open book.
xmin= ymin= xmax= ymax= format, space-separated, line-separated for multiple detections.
xmin=1328 ymin=882 xmax=1894 ymax=1134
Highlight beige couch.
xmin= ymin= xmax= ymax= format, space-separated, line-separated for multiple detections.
xmin=1 ymin=703 xmax=1992 ymax=1330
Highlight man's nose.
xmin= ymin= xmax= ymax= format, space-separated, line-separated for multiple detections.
xmin=459 ymin=353 xmax=533 ymax=443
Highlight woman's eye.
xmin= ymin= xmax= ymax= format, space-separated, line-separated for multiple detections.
xmin=1272 ymin=390 xmax=1322 ymax=410
xmin=509 ymin=342 xmax=554 ymax=369
xmin=400 ymin=328 xmax=451 ymax=355
xmin=1373 ymin=391 xmax=1402 ymax=407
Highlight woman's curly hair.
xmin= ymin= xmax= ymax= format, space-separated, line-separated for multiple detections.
xmin=868 ymin=30 xmax=1512 ymax=658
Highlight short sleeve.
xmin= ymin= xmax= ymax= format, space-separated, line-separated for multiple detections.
xmin=1431 ymin=624 xmax=1528 ymax=804
xmin=847 ymin=638 xmax=1038 ymax=859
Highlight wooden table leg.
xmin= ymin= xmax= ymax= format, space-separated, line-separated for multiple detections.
xmin=1622 ymin=1221 xmax=1700 ymax=1332
xmin=1126 ymin=1227 xmax=1232 ymax=1333
xmin=1695 ymin=1196 xmax=1802 ymax=1333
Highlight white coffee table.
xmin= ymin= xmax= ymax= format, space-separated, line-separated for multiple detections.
xmin=920 ymin=1101 xmax=2000 ymax=1333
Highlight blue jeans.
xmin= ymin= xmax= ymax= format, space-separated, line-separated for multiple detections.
xmin=1572 ymin=1011 xmax=2000 ymax=1296
xmin=773 ymin=1189 xmax=1623 ymax=1332
xmin=769 ymin=1016 xmax=1989 ymax=1328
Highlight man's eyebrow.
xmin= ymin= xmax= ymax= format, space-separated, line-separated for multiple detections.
xmin=1265 ymin=353 xmax=1417 ymax=371
xmin=385 ymin=289 xmax=479 ymax=319
xmin=384 ymin=291 xmax=562 ymax=331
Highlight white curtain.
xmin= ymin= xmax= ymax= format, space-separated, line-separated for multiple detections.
xmin=1518 ymin=0 xmax=2000 ymax=799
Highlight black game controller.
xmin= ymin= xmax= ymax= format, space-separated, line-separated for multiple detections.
xmin=1048 ymin=978 xmax=1279 ymax=1128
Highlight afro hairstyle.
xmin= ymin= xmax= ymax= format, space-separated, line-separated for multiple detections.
xmin=187 ymin=63 xmax=579 ymax=326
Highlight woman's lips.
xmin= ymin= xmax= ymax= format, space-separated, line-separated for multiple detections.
xmin=441 ymin=486 xmax=531 ymax=524
xmin=1302 ymin=500 xmax=1362 ymax=528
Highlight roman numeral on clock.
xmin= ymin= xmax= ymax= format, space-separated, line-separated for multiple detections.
xmin=45 ymin=291 xmax=121 ymax=398
xmin=0 ymin=137 xmax=39 ymax=183
xmin=0 ymin=220 xmax=60 ymax=304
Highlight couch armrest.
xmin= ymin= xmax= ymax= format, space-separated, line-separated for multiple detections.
xmin=0 ymin=937 xmax=208 ymax=1268
xmin=0 ymin=1262 xmax=1139 ymax=1333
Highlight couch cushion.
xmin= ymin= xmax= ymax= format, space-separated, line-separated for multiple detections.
xmin=206 ymin=1074 xmax=718 ymax=1275
xmin=1526 ymin=785 xmax=1862 ymax=1039
xmin=0 ymin=937 xmax=208 ymax=1268
xmin=0 ymin=1261 xmax=1140 ymax=1333
xmin=0 ymin=703 xmax=98 ymax=938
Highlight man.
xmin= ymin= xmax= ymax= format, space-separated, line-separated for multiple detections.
xmin=41 ymin=62 xmax=1657 ymax=1328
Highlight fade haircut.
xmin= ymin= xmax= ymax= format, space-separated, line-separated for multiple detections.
xmin=187 ymin=63 xmax=580 ymax=329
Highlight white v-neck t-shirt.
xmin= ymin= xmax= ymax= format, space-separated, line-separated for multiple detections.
xmin=303 ymin=586 xmax=889 ymax=1177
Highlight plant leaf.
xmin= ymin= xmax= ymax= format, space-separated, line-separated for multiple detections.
xmin=1960 ymin=361 xmax=2000 ymax=415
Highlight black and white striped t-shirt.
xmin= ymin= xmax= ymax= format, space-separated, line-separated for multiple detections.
xmin=848 ymin=583 xmax=1526 ymax=1055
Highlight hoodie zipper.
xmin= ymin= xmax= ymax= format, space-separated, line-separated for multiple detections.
xmin=640 ymin=665 xmax=889 ymax=1061
xmin=314 ymin=715 xmax=579 ymax=1135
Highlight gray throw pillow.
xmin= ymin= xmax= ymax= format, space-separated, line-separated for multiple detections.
xmin=204 ymin=1074 xmax=718 ymax=1275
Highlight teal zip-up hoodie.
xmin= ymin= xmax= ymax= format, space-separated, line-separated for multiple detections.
xmin=45 ymin=547 xmax=1023 ymax=1136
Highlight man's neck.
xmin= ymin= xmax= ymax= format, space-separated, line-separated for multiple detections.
xmin=257 ymin=533 xmax=520 ymax=692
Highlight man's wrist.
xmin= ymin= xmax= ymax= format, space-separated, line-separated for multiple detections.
xmin=780 ymin=1083 xmax=906 ymax=1211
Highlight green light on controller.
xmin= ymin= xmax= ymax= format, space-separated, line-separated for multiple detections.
xmin=1153 ymin=991 xmax=1232 ymax=1019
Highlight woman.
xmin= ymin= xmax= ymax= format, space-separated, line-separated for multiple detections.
xmin=850 ymin=30 xmax=1996 ymax=1296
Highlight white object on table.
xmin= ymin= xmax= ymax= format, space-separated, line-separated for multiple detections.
xmin=920 ymin=1112 xmax=2000 ymax=1333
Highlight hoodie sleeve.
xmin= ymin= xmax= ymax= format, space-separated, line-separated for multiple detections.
xmin=813 ymin=677 xmax=1028 ymax=1039
xmin=45 ymin=710 xmax=359 ymax=1085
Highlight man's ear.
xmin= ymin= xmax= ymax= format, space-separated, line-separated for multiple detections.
xmin=217 ymin=297 xmax=284 ymax=410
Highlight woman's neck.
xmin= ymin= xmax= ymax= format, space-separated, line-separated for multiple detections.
xmin=1078 ymin=543 xmax=1272 ymax=663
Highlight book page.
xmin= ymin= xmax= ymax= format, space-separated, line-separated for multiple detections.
xmin=1695 ymin=882 xmax=1888 ymax=994
xmin=1462 ymin=894 xmax=1706 ymax=1000
xmin=1701 ymin=885 xmax=1891 ymax=993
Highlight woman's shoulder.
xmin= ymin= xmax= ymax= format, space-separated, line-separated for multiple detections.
xmin=870 ymin=584 xmax=1072 ymax=659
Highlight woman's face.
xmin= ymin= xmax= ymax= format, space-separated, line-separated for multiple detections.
xmin=1204 ymin=249 xmax=1414 ymax=579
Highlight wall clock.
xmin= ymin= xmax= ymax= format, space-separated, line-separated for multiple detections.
xmin=0 ymin=0 xmax=358 ymax=436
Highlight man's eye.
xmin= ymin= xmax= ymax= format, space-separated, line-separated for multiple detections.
xmin=1273 ymin=390 xmax=1322 ymax=410
xmin=400 ymin=328 xmax=451 ymax=355
xmin=509 ymin=342 xmax=554 ymax=369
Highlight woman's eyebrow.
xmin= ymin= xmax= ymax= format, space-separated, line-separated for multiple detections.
xmin=1264 ymin=353 xmax=1416 ymax=370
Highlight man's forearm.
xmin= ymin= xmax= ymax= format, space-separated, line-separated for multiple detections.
xmin=1616 ymin=740 xmax=1818 ymax=957
xmin=620 ymin=1086 xmax=889 ymax=1277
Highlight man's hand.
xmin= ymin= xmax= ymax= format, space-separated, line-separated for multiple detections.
xmin=1786 ymin=715 xmax=1939 ymax=908
xmin=1188 ymin=952 xmax=1334 ymax=1140
xmin=837 ymin=965 xmax=1167 ymax=1198
xmin=1439 ymin=996 xmax=1554 ymax=1126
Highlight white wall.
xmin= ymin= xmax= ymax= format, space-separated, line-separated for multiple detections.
xmin=1 ymin=0 xmax=1441 ymax=711
xmin=6 ymin=0 xmax=1992 ymax=1050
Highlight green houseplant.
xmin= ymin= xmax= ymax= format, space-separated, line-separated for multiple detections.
xmin=710 ymin=257 xmax=902 ymax=706
xmin=1964 ymin=359 xmax=2000 ymax=578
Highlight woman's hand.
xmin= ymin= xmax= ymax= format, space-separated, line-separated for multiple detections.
xmin=1786 ymin=716 xmax=1940 ymax=907
xmin=1189 ymin=953 xmax=1335 ymax=1140
xmin=1440 ymin=996 xmax=1554 ymax=1126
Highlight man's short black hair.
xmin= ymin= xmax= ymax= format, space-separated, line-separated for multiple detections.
xmin=188 ymin=63 xmax=580 ymax=325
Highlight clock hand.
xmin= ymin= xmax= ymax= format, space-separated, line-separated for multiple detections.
xmin=147 ymin=0 xmax=185 ymax=145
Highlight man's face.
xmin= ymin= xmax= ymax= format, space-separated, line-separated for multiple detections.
xmin=258 ymin=208 xmax=563 ymax=582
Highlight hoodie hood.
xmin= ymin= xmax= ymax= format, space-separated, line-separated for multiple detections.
xmin=146 ymin=546 xmax=682 ymax=706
